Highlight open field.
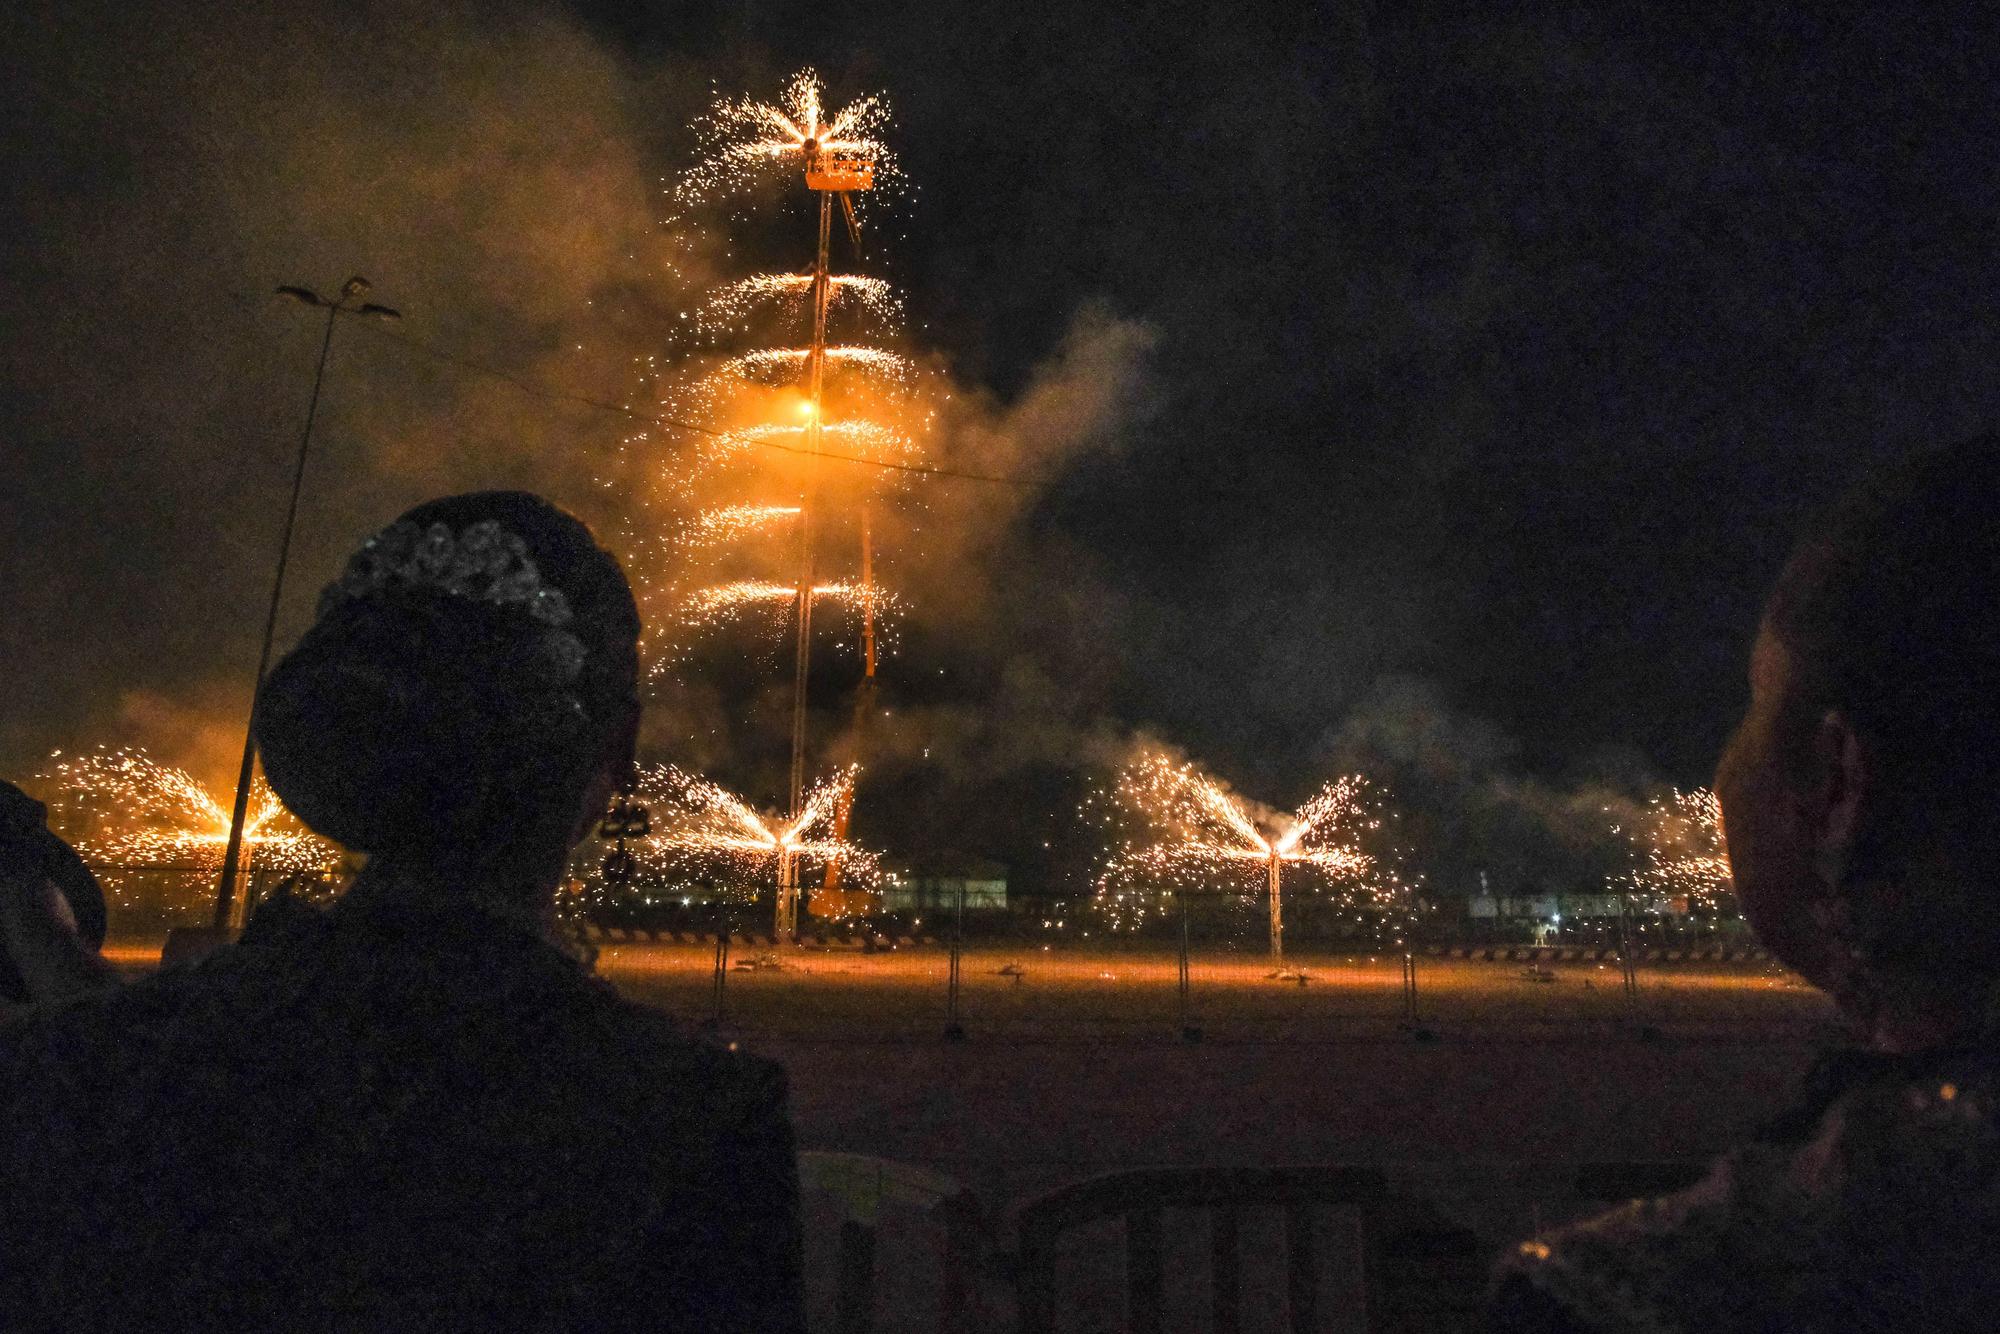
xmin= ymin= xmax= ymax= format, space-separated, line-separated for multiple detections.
xmin=592 ymin=940 xmax=1831 ymax=1041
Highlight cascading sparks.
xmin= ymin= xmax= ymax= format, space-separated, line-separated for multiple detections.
xmin=1093 ymin=751 xmax=1390 ymax=935
xmin=36 ymin=747 xmax=338 ymax=887
xmin=589 ymin=763 xmax=880 ymax=910
xmin=625 ymin=67 xmax=929 ymax=674
xmin=1627 ymin=787 xmax=1733 ymax=914
xmin=673 ymin=70 xmax=898 ymax=213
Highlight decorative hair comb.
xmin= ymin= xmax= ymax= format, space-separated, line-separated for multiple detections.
xmin=318 ymin=519 xmax=587 ymax=682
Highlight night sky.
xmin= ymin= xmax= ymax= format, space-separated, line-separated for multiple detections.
xmin=5 ymin=1 xmax=1997 ymax=890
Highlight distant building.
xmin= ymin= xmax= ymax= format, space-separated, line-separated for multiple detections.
xmin=1469 ymin=892 xmax=1671 ymax=922
xmin=881 ymin=860 xmax=1008 ymax=913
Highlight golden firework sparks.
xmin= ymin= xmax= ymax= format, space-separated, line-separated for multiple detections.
xmin=694 ymin=274 xmax=901 ymax=336
xmin=681 ymin=579 xmax=893 ymax=630
xmin=704 ymin=419 xmax=917 ymax=467
xmin=674 ymin=69 xmax=898 ymax=211
xmin=596 ymin=763 xmax=879 ymax=910
xmin=684 ymin=503 xmax=802 ymax=549
xmin=1094 ymin=753 xmax=1385 ymax=955
xmin=1627 ymin=786 xmax=1733 ymax=913
xmin=722 ymin=346 xmax=914 ymax=385
xmin=38 ymin=747 xmax=337 ymax=876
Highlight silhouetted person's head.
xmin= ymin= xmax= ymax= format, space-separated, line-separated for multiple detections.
xmin=256 ymin=492 xmax=640 ymax=907
xmin=1716 ymin=434 xmax=2000 ymax=1046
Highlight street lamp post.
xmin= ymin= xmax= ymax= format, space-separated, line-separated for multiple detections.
xmin=209 ymin=277 xmax=398 ymax=932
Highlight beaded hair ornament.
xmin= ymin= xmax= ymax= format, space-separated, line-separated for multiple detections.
xmin=317 ymin=519 xmax=588 ymax=684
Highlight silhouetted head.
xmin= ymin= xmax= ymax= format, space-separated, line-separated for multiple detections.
xmin=1716 ymin=435 xmax=2000 ymax=1037
xmin=256 ymin=493 xmax=639 ymax=903
xmin=1 ymin=779 xmax=107 ymax=1003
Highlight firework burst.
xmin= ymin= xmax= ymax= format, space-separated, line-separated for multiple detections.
xmin=693 ymin=274 xmax=902 ymax=339
xmin=1627 ymin=787 xmax=1733 ymax=914
xmin=593 ymin=764 xmax=879 ymax=914
xmin=722 ymin=347 xmax=914 ymax=386
xmin=625 ymin=68 xmax=929 ymax=672
xmin=1094 ymin=752 xmax=1390 ymax=961
xmin=681 ymin=579 xmax=894 ymax=630
xmin=684 ymin=504 xmax=802 ymax=550
xmin=674 ymin=69 xmax=898 ymax=212
xmin=38 ymin=748 xmax=336 ymax=875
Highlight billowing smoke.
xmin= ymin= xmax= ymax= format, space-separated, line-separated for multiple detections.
xmin=1 ymin=0 xmax=705 ymax=790
xmin=3 ymin=5 xmax=1684 ymax=908
xmin=1313 ymin=676 xmax=1665 ymax=900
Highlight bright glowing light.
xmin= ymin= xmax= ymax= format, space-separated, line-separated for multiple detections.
xmin=684 ymin=504 xmax=801 ymax=550
xmin=623 ymin=66 xmax=926 ymax=706
xmin=592 ymin=764 xmax=880 ymax=913
xmin=724 ymin=347 xmax=914 ymax=385
xmin=682 ymin=579 xmax=892 ymax=629
xmin=694 ymin=274 xmax=901 ymax=335
xmin=705 ymin=419 xmax=917 ymax=467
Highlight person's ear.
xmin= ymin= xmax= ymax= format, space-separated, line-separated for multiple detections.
xmin=1810 ymin=710 xmax=1868 ymax=886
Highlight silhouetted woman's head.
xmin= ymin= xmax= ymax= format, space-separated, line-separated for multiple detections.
xmin=256 ymin=493 xmax=640 ymax=896
xmin=1716 ymin=435 xmax=2000 ymax=1022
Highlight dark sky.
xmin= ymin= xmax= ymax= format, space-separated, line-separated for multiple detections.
xmin=5 ymin=1 xmax=1997 ymax=875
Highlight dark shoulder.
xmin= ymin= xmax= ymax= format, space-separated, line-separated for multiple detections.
xmin=586 ymin=984 xmax=791 ymax=1116
xmin=1492 ymin=1048 xmax=2000 ymax=1330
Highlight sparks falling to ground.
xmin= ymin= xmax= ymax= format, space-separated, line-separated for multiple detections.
xmin=592 ymin=763 xmax=880 ymax=916
xmin=1628 ymin=787 xmax=1733 ymax=915
xmin=1095 ymin=752 xmax=1390 ymax=963
xmin=36 ymin=748 xmax=338 ymax=901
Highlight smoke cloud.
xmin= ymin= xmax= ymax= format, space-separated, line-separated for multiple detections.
xmin=1 ymin=0 xmax=704 ymax=790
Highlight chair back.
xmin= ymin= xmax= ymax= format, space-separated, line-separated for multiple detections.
xmin=1014 ymin=1164 xmax=1386 ymax=1334
xmin=798 ymin=1152 xmax=984 ymax=1334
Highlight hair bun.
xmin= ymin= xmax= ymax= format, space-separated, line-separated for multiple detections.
xmin=259 ymin=493 xmax=638 ymax=863
xmin=259 ymin=594 xmax=584 ymax=852
xmin=256 ymin=616 xmax=446 ymax=853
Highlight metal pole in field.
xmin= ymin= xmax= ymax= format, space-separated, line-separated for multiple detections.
xmin=1401 ymin=882 xmax=1421 ymax=1023
xmin=710 ymin=901 xmax=732 ymax=1028
xmin=944 ymin=880 xmax=965 ymax=1040
xmin=1617 ymin=890 xmax=1640 ymax=1017
xmin=212 ymin=279 xmax=398 ymax=933
xmin=777 ymin=188 xmax=835 ymax=945
xmin=1267 ymin=852 xmax=1284 ymax=968
xmin=1178 ymin=887 xmax=1198 ymax=1041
